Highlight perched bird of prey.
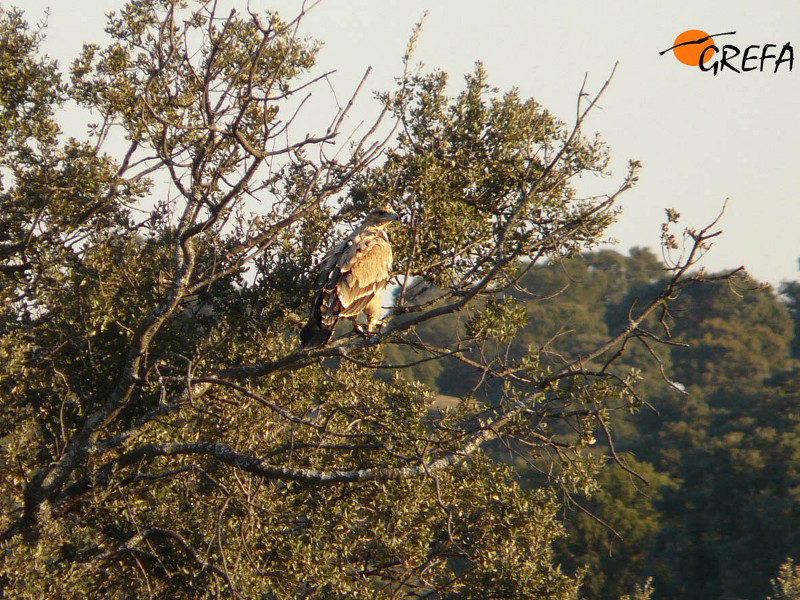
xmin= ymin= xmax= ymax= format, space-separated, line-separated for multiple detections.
xmin=300 ymin=206 xmax=399 ymax=349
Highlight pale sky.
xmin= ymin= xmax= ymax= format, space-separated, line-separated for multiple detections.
xmin=18 ymin=0 xmax=800 ymax=286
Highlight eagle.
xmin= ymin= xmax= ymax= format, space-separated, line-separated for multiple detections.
xmin=300 ymin=206 xmax=399 ymax=349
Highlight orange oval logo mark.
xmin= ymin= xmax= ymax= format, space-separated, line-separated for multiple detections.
xmin=672 ymin=30 xmax=716 ymax=66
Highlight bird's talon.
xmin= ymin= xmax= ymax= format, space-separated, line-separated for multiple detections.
xmin=353 ymin=318 xmax=384 ymax=336
xmin=367 ymin=317 xmax=384 ymax=335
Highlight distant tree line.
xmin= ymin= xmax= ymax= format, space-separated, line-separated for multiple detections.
xmin=388 ymin=248 xmax=800 ymax=600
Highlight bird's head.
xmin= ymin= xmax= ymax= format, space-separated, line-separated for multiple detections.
xmin=364 ymin=205 xmax=399 ymax=228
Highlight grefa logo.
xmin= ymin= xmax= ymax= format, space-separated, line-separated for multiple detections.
xmin=661 ymin=30 xmax=794 ymax=75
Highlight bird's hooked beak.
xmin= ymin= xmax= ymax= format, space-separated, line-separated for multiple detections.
xmin=372 ymin=206 xmax=400 ymax=226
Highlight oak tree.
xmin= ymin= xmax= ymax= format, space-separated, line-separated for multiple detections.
xmin=0 ymin=2 xmax=733 ymax=598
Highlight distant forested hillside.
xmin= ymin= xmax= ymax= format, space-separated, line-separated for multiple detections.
xmin=387 ymin=248 xmax=800 ymax=600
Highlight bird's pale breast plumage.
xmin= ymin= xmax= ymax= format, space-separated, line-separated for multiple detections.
xmin=299 ymin=207 xmax=396 ymax=349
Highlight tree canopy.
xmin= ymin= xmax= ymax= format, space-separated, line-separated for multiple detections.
xmin=1 ymin=2 xmax=792 ymax=599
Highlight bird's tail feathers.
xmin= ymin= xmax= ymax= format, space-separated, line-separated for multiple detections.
xmin=299 ymin=317 xmax=333 ymax=349
xmin=299 ymin=293 xmax=337 ymax=349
